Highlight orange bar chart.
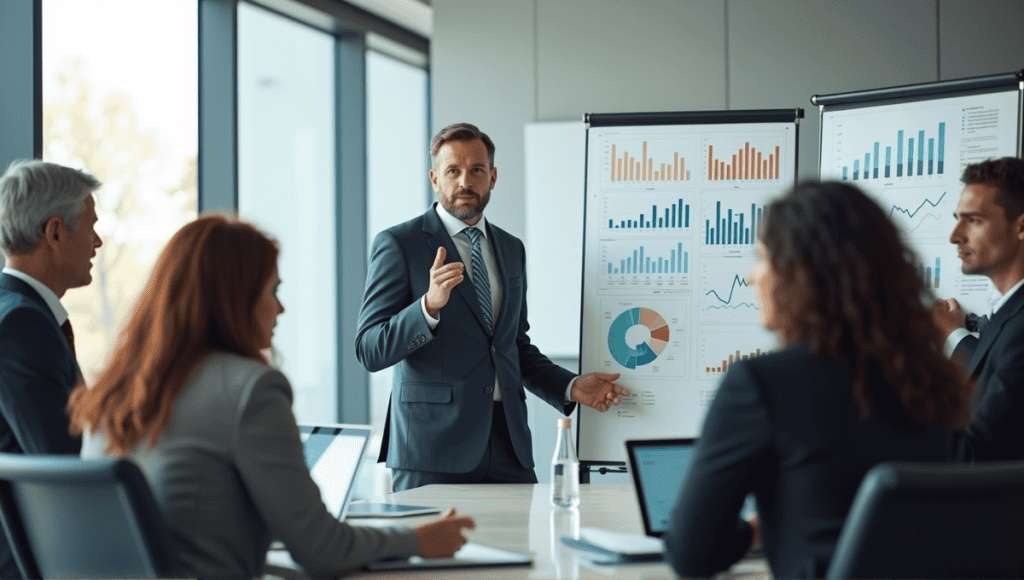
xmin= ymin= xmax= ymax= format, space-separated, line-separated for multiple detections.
xmin=610 ymin=142 xmax=692 ymax=182
xmin=704 ymin=348 xmax=765 ymax=373
xmin=706 ymin=143 xmax=780 ymax=181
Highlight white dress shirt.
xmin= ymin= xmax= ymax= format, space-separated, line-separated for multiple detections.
xmin=420 ymin=204 xmax=576 ymax=403
xmin=2 ymin=266 xmax=69 ymax=325
xmin=943 ymin=277 xmax=1024 ymax=358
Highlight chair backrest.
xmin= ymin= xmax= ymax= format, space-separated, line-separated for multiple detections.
xmin=827 ymin=460 xmax=1024 ymax=579
xmin=0 ymin=453 xmax=185 ymax=579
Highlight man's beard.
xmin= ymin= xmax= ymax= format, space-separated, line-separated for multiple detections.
xmin=441 ymin=187 xmax=490 ymax=220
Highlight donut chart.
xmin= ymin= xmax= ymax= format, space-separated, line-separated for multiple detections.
xmin=608 ymin=307 xmax=670 ymax=369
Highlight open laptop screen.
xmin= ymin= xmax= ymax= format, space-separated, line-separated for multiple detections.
xmin=298 ymin=424 xmax=371 ymax=519
xmin=625 ymin=438 xmax=696 ymax=537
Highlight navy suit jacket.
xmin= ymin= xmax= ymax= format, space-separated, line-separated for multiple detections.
xmin=950 ymin=285 xmax=1024 ymax=461
xmin=355 ymin=205 xmax=575 ymax=473
xmin=0 ymin=274 xmax=82 ymax=577
xmin=663 ymin=345 xmax=949 ymax=579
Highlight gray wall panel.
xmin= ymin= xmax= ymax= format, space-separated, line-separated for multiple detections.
xmin=939 ymin=0 xmax=1024 ymax=80
xmin=728 ymin=0 xmax=937 ymax=180
xmin=536 ymin=0 xmax=726 ymax=120
xmin=431 ymin=0 xmax=535 ymax=238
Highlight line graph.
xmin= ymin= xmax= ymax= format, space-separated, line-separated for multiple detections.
xmin=701 ymin=267 xmax=760 ymax=325
xmin=880 ymin=190 xmax=952 ymax=238
xmin=704 ymin=275 xmax=757 ymax=309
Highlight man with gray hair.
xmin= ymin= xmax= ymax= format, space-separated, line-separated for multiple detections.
xmin=0 ymin=159 xmax=102 ymax=577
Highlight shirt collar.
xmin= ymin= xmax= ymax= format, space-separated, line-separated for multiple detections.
xmin=991 ymin=277 xmax=1024 ymax=316
xmin=1 ymin=266 xmax=69 ymax=325
xmin=434 ymin=202 xmax=488 ymax=239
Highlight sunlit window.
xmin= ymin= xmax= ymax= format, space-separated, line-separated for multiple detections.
xmin=238 ymin=2 xmax=337 ymax=424
xmin=366 ymin=50 xmax=430 ymax=431
xmin=42 ymin=0 xmax=198 ymax=383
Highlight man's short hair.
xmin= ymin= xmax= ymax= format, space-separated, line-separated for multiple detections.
xmin=430 ymin=123 xmax=496 ymax=168
xmin=961 ymin=157 xmax=1024 ymax=221
xmin=0 ymin=160 xmax=101 ymax=255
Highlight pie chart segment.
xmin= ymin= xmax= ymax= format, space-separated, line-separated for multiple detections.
xmin=608 ymin=307 xmax=671 ymax=369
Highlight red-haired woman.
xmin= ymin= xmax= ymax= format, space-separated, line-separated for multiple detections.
xmin=69 ymin=215 xmax=474 ymax=578
xmin=662 ymin=181 xmax=970 ymax=579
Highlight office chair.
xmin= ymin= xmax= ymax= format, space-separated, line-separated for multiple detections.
xmin=0 ymin=453 xmax=186 ymax=579
xmin=827 ymin=460 xmax=1024 ymax=579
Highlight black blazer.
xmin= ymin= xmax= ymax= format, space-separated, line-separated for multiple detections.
xmin=663 ymin=344 xmax=950 ymax=579
xmin=0 ymin=274 xmax=83 ymax=578
xmin=950 ymin=285 xmax=1024 ymax=461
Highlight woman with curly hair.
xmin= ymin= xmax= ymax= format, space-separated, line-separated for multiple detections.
xmin=69 ymin=215 xmax=474 ymax=578
xmin=663 ymin=181 xmax=969 ymax=579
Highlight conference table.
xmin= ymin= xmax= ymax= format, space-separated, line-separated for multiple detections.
xmin=265 ymin=483 xmax=769 ymax=579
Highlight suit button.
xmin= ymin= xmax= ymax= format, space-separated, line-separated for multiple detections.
xmin=485 ymin=386 xmax=494 ymax=394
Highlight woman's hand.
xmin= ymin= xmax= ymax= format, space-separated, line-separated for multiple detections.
xmin=414 ymin=508 xmax=477 ymax=558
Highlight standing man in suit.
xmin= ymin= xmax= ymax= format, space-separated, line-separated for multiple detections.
xmin=0 ymin=159 xmax=102 ymax=577
xmin=930 ymin=156 xmax=1024 ymax=462
xmin=356 ymin=123 xmax=629 ymax=492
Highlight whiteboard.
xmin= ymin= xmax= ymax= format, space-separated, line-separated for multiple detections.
xmin=523 ymin=121 xmax=585 ymax=359
xmin=818 ymin=87 xmax=1022 ymax=317
xmin=578 ymin=112 xmax=800 ymax=464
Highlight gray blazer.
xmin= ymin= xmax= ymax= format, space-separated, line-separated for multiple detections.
xmin=82 ymin=352 xmax=418 ymax=578
xmin=355 ymin=205 xmax=575 ymax=473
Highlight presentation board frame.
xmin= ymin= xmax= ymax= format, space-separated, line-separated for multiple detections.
xmin=576 ymin=109 xmax=803 ymax=477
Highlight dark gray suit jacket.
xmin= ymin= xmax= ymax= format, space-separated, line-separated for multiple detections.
xmin=355 ymin=205 xmax=575 ymax=473
xmin=0 ymin=273 xmax=81 ymax=578
xmin=950 ymin=285 xmax=1024 ymax=461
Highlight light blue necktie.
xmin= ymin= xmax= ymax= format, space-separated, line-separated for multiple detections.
xmin=462 ymin=227 xmax=493 ymax=333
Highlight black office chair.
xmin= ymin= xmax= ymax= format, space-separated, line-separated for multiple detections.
xmin=827 ymin=460 xmax=1024 ymax=579
xmin=0 ymin=453 xmax=186 ymax=579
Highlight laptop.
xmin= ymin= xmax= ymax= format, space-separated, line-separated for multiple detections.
xmin=298 ymin=423 xmax=371 ymax=520
xmin=624 ymin=438 xmax=697 ymax=537
xmin=298 ymin=423 xmax=440 ymax=520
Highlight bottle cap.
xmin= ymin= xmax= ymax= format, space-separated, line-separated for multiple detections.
xmin=558 ymin=417 xmax=571 ymax=429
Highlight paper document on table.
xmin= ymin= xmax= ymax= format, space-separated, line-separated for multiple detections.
xmin=367 ymin=542 xmax=532 ymax=570
xmin=561 ymin=527 xmax=664 ymax=562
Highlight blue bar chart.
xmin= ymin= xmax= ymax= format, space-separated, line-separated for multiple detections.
xmin=838 ymin=122 xmax=946 ymax=181
xmin=917 ymin=257 xmax=941 ymax=289
xmin=602 ymin=239 xmax=692 ymax=278
xmin=604 ymin=199 xmax=691 ymax=230
xmin=703 ymin=200 xmax=764 ymax=246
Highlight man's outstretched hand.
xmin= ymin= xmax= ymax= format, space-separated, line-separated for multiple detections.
xmin=571 ymin=372 xmax=630 ymax=412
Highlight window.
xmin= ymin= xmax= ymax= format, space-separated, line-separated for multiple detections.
xmin=238 ymin=2 xmax=337 ymax=424
xmin=42 ymin=0 xmax=198 ymax=383
xmin=366 ymin=49 xmax=430 ymax=430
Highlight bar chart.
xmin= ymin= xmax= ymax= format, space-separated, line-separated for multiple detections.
xmin=705 ymin=142 xmax=781 ymax=181
xmin=917 ymin=256 xmax=942 ymax=289
xmin=837 ymin=122 xmax=946 ymax=181
xmin=702 ymin=199 xmax=764 ymax=246
xmin=602 ymin=197 xmax=691 ymax=230
xmin=603 ymin=240 xmax=690 ymax=276
xmin=700 ymin=329 xmax=777 ymax=376
xmin=605 ymin=140 xmax=694 ymax=183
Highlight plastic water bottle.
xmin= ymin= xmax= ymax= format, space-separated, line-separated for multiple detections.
xmin=551 ymin=417 xmax=580 ymax=507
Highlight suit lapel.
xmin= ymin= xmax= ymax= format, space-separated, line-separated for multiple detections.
xmin=421 ymin=207 xmax=491 ymax=333
xmin=968 ymin=285 xmax=1024 ymax=376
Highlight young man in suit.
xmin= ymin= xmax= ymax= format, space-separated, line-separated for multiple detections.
xmin=0 ymin=159 xmax=102 ymax=576
xmin=930 ymin=156 xmax=1024 ymax=461
xmin=355 ymin=123 xmax=629 ymax=492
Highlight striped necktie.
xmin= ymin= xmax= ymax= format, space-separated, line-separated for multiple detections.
xmin=462 ymin=227 xmax=493 ymax=333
